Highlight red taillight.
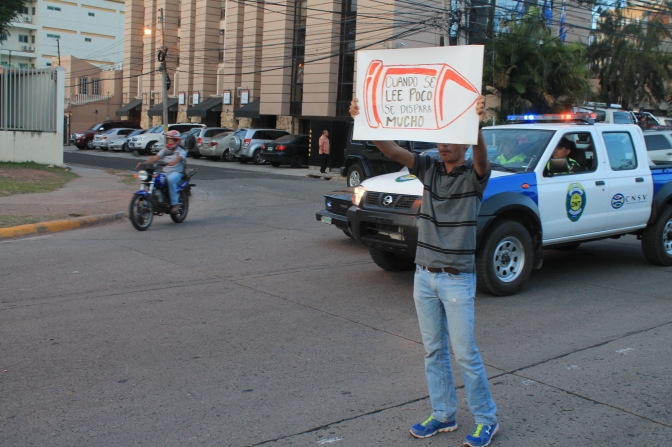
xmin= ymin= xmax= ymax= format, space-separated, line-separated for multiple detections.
xmin=209 ymin=141 xmax=217 ymax=146
xmin=197 ymin=137 xmax=202 ymax=145
xmin=243 ymin=138 xmax=251 ymax=148
xmin=102 ymin=136 xmax=107 ymax=139
xmin=277 ymin=145 xmax=286 ymax=151
xmin=261 ymin=144 xmax=266 ymax=150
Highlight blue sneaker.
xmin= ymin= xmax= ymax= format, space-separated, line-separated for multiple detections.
xmin=464 ymin=423 xmax=499 ymax=447
xmin=409 ymin=415 xmax=457 ymax=438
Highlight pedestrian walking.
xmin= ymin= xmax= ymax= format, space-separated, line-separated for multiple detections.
xmin=319 ymin=130 xmax=330 ymax=174
xmin=349 ymin=96 xmax=499 ymax=447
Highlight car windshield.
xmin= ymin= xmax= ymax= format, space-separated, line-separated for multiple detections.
xmin=130 ymin=129 xmax=144 ymax=137
xmin=614 ymin=112 xmax=633 ymax=124
xmin=274 ymin=135 xmax=295 ymax=143
xmin=481 ymin=128 xmax=555 ymax=172
xmin=88 ymin=123 xmax=104 ymax=130
xmin=103 ymin=129 xmax=117 ymax=135
xmin=213 ymin=131 xmax=232 ymax=139
xmin=152 ymin=126 xmax=163 ymax=133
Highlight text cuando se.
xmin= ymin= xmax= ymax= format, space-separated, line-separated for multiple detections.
xmin=354 ymin=46 xmax=484 ymax=145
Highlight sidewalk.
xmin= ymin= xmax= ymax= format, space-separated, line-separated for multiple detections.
xmin=0 ymin=165 xmax=131 ymax=237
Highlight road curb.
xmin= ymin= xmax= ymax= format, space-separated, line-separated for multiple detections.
xmin=0 ymin=212 xmax=127 ymax=240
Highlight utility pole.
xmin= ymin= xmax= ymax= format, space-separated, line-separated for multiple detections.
xmin=159 ymin=7 xmax=168 ymax=132
xmin=8 ymin=50 xmax=12 ymax=68
xmin=442 ymin=0 xmax=450 ymax=46
xmin=57 ymin=39 xmax=61 ymax=66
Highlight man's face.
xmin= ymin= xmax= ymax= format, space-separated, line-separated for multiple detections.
xmin=437 ymin=143 xmax=469 ymax=163
xmin=166 ymin=137 xmax=178 ymax=149
xmin=323 ymin=131 xmax=329 ymax=137
xmin=552 ymin=145 xmax=571 ymax=159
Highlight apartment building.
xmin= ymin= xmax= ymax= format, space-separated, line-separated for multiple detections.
xmin=0 ymin=0 xmax=126 ymax=70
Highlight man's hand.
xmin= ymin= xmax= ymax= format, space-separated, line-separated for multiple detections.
xmin=136 ymin=162 xmax=143 ymax=169
xmin=472 ymin=95 xmax=490 ymax=178
xmin=349 ymin=98 xmax=360 ymax=119
xmin=476 ymin=96 xmax=486 ymax=123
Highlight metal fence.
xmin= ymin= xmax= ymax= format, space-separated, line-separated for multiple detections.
xmin=0 ymin=67 xmax=59 ymax=132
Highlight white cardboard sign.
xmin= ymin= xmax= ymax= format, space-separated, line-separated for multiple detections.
xmin=353 ymin=45 xmax=484 ymax=144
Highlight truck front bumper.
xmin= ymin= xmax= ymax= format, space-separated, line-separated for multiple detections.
xmin=348 ymin=207 xmax=419 ymax=258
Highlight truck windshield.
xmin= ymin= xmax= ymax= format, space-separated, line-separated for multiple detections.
xmin=482 ymin=128 xmax=555 ymax=172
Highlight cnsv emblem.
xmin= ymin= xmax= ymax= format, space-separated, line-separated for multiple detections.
xmin=566 ymin=183 xmax=587 ymax=222
xmin=383 ymin=195 xmax=394 ymax=206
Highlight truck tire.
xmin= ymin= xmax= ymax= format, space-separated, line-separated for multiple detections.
xmin=476 ymin=219 xmax=534 ymax=296
xmin=347 ymin=164 xmax=365 ymax=187
xmin=641 ymin=206 xmax=672 ymax=266
xmin=369 ymin=247 xmax=415 ymax=272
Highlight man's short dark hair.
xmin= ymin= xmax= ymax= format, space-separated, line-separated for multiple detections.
xmin=557 ymin=137 xmax=576 ymax=153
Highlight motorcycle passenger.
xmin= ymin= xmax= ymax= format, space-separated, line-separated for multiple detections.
xmin=137 ymin=130 xmax=186 ymax=214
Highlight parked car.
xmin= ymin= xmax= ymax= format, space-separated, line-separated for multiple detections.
xmin=260 ymin=134 xmax=310 ymax=168
xmin=653 ymin=116 xmax=672 ymax=127
xmin=340 ymin=122 xmax=437 ymax=186
xmin=643 ymin=130 xmax=672 ymax=164
xmin=72 ymin=119 xmax=141 ymax=149
xmin=130 ymin=123 xmax=205 ymax=154
xmin=200 ymin=131 xmax=237 ymax=161
xmin=93 ymin=128 xmax=138 ymax=151
xmin=576 ymin=103 xmax=636 ymax=124
xmin=182 ymin=128 xmax=202 ymax=158
xmin=193 ymin=127 xmax=233 ymax=159
xmin=228 ymin=128 xmax=291 ymax=164
xmin=109 ymin=129 xmax=147 ymax=152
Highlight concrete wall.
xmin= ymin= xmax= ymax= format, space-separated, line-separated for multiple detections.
xmin=0 ymin=131 xmax=64 ymax=165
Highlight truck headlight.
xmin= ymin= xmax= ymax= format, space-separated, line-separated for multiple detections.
xmin=352 ymin=186 xmax=366 ymax=206
xmin=138 ymin=170 xmax=149 ymax=181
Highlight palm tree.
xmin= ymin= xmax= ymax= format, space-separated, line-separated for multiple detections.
xmin=485 ymin=11 xmax=592 ymax=121
xmin=586 ymin=8 xmax=672 ymax=109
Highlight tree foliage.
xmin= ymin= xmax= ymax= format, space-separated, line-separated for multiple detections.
xmin=586 ymin=8 xmax=672 ymax=109
xmin=0 ymin=0 xmax=29 ymax=42
xmin=485 ymin=11 xmax=592 ymax=121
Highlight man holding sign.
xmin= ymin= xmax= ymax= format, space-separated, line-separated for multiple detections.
xmin=350 ymin=95 xmax=499 ymax=447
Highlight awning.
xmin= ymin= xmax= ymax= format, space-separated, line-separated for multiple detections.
xmin=186 ymin=96 xmax=222 ymax=117
xmin=115 ymin=98 xmax=142 ymax=116
xmin=234 ymin=98 xmax=260 ymax=119
xmin=147 ymin=97 xmax=179 ymax=116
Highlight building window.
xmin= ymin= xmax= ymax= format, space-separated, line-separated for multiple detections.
xmin=21 ymin=6 xmax=29 ymax=14
xmin=47 ymin=33 xmax=61 ymax=39
xmin=336 ymin=0 xmax=357 ymax=116
xmin=47 ymin=6 xmax=62 ymax=11
xmin=88 ymin=12 xmax=95 ymax=17
xmin=46 ymin=62 xmax=52 ymax=67
xmin=289 ymin=0 xmax=307 ymax=116
xmin=85 ymin=38 xmax=92 ymax=42
xmin=31 ymin=35 xmax=35 ymax=43
xmin=79 ymin=78 xmax=88 ymax=95
xmin=19 ymin=63 xmax=29 ymax=69
xmin=32 ymin=7 xmax=36 ymax=15
xmin=19 ymin=35 xmax=29 ymax=43
xmin=91 ymin=79 xmax=100 ymax=95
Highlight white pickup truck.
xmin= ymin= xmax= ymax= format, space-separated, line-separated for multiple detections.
xmin=317 ymin=117 xmax=672 ymax=296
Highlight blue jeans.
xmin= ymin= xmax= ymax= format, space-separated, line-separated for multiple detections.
xmin=413 ymin=266 xmax=497 ymax=425
xmin=165 ymin=171 xmax=183 ymax=206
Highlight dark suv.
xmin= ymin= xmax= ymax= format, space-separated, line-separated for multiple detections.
xmin=72 ymin=120 xmax=141 ymax=150
xmin=339 ymin=122 xmax=436 ymax=186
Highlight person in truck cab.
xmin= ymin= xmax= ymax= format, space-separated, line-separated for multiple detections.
xmin=350 ymin=96 xmax=499 ymax=447
xmin=494 ymin=134 xmax=528 ymax=164
xmin=545 ymin=137 xmax=580 ymax=175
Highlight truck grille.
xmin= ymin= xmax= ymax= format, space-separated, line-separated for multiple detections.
xmin=365 ymin=192 xmax=420 ymax=211
xmin=327 ymin=198 xmax=351 ymax=216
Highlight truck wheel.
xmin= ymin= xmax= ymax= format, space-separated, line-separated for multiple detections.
xmin=347 ymin=164 xmax=365 ymax=187
xmin=368 ymin=247 xmax=415 ymax=272
xmin=476 ymin=219 xmax=534 ymax=296
xmin=641 ymin=206 xmax=672 ymax=266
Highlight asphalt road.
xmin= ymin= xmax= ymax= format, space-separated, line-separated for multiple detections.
xmin=1 ymin=151 xmax=671 ymax=446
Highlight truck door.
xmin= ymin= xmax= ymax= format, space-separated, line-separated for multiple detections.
xmin=537 ymin=130 xmax=611 ymax=242
xmin=601 ymin=130 xmax=654 ymax=231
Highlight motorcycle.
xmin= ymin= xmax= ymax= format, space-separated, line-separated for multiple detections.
xmin=129 ymin=160 xmax=197 ymax=231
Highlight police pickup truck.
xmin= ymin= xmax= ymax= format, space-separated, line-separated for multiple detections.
xmin=316 ymin=114 xmax=672 ymax=296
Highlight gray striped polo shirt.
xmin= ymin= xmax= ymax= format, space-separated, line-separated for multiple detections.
xmin=410 ymin=153 xmax=490 ymax=273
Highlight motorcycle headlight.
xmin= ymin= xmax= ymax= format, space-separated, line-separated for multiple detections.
xmin=138 ymin=170 xmax=149 ymax=181
xmin=352 ymin=186 xmax=366 ymax=206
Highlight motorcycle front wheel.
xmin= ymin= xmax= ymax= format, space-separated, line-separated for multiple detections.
xmin=170 ymin=190 xmax=189 ymax=223
xmin=129 ymin=194 xmax=154 ymax=231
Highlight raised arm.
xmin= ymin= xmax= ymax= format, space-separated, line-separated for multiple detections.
xmin=349 ymin=98 xmax=415 ymax=170
xmin=472 ymin=96 xmax=490 ymax=178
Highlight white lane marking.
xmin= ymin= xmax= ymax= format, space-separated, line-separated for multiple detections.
xmin=567 ymin=365 xmax=578 ymax=370
xmin=1 ymin=235 xmax=53 ymax=243
xmin=521 ymin=380 xmax=536 ymax=385
xmin=317 ymin=437 xmax=344 ymax=445
xmin=615 ymin=348 xmax=634 ymax=354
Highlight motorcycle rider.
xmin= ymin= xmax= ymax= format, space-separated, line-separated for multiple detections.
xmin=137 ymin=130 xmax=186 ymax=214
